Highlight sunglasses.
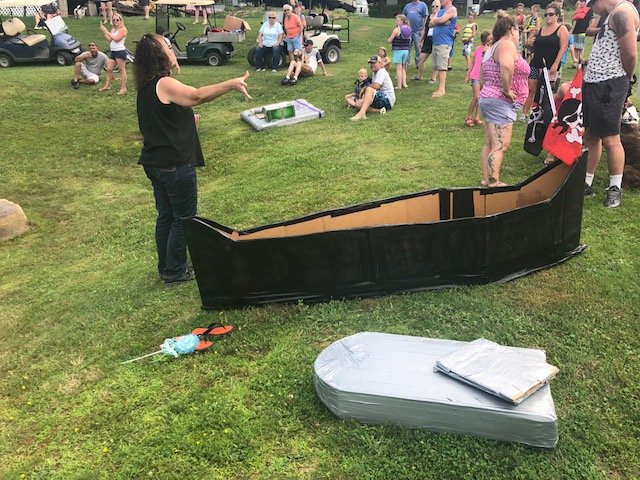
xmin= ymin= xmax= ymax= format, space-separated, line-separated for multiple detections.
xmin=268 ymin=16 xmax=276 ymax=18
xmin=544 ymin=12 xmax=556 ymax=17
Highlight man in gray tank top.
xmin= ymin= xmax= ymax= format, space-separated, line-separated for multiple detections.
xmin=582 ymin=0 xmax=639 ymax=207
xmin=70 ymin=42 xmax=109 ymax=89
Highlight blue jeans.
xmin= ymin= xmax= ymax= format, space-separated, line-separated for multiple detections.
xmin=410 ymin=31 xmax=421 ymax=67
xmin=144 ymin=164 xmax=198 ymax=280
xmin=255 ymin=44 xmax=282 ymax=70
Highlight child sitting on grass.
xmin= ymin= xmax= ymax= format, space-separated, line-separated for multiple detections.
xmin=465 ymin=30 xmax=492 ymax=127
xmin=345 ymin=68 xmax=372 ymax=108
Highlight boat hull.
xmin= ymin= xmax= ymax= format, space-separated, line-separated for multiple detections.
xmin=184 ymin=156 xmax=586 ymax=309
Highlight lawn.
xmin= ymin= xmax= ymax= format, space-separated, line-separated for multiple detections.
xmin=1 ymin=8 xmax=639 ymax=480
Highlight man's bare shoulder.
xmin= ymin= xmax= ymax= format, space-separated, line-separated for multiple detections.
xmin=610 ymin=4 xmax=639 ymax=37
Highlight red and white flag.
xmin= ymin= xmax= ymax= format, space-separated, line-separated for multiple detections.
xmin=543 ymin=68 xmax=584 ymax=165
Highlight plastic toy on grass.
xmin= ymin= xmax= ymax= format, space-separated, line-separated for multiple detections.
xmin=121 ymin=322 xmax=233 ymax=364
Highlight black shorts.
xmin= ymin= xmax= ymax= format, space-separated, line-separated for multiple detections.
xmin=421 ymin=36 xmax=433 ymax=54
xmin=110 ymin=50 xmax=127 ymax=60
xmin=583 ymin=76 xmax=629 ymax=138
xmin=139 ymin=0 xmax=149 ymax=5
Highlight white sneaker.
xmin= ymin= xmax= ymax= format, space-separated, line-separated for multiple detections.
xmin=379 ymin=107 xmax=386 ymax=115
xmin=271 ymin=69 xmax=277 ymax=73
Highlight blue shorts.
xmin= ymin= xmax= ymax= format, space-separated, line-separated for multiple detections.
xmin=393 ymin=49 xmax=409 ymax=65
xmin=470 ymin=79 xmax=480 ymax=85
xmin=285 ymin=36 xmax=302 ymax=53
xmin=110 ymin=49 xmax=127 ymax=61
xmin=479 ymin=97 xmax=518 ymax=125
xmin=371 ymin=90 xmax=392 ymax=110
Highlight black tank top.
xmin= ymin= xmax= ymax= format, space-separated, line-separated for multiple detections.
xmin=531 ymin=25 xmax=562 ymax=69
xmin=137 ymin=76 xmax=204 ymax=168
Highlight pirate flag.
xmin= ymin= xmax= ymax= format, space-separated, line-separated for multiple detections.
xmin=524 ymin=66 xmax=556 ymax=156
xmin=543 ymin=68 xmax=584 ymax=165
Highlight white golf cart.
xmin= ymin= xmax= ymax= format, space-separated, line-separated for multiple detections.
xmin=0 ymin=0 xmax=82 ymax=67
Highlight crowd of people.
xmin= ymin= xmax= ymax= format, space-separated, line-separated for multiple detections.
xmin=64 ymin=0 xmax=637 ymax=283
xmin=345 ymin=0 xmax=637 ymax=206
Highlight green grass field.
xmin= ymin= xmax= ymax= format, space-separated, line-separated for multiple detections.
xmin=1 ymin=9 xmax=639 ymax=480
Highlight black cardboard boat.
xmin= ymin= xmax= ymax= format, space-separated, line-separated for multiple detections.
xmin=184 ymin=156 xmax=586 ymax=309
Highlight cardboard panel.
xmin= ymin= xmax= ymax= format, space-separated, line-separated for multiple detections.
xmin=485 ymin=191 xmax=519 ymax=216
xmin=473 ymin=190 xmax=486 ymax=217
xmin=403 ymin=194 xmax=440 ymax=223
xmin=517 ymin=163 xmax=569 ymax=208
xmin=222 ymin=15 xmax=251 ymax=30
xmin=283 ymin=217 xmax=327 ymax=237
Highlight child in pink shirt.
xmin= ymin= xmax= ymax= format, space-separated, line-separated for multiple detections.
xmin=465 ymin=31 xmax=492 ymax=126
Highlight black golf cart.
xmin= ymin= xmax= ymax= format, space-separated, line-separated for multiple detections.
xmin=0 ymin=0 xmax=82 ymax=67
xmin=154 ymin=0 xmax=249 ymax=67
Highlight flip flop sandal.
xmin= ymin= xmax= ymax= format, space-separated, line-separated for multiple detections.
xmin=195 ymin=339 xmax=214 ymax=351
xmin=192 ymin=322 xmax=234 ymax=341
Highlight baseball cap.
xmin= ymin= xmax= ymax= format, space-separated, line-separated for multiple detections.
xmin=304 ymin=39 xmax=313 ymax=46
xmin=368 ymin=55 xmax=381 ymax=64
xmin=283 ymin=4 xmax=292 ymax=10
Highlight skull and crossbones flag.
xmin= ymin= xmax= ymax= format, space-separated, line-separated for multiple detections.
xmin=524 ymin=66 xmax=556 ymax=156
xmin=542 ymin=68 xmax=584 ymax=165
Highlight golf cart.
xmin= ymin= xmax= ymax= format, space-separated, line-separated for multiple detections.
xmin=247 ymin=10 xmax=348 ymax=69
xmin=155 ymin=0 xmax=249 ymax=67
xmin=263 ymin=0 xmax=357 ymax=12
xmin=0 ymin=0 xmax=82 ymax=67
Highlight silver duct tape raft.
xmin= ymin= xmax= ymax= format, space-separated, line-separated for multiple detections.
xmin=314 ymin=332 xmax=559 ymax=448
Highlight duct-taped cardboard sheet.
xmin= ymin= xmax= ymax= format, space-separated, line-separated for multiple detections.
xmin=313 ymin=332 xmax=558 ymax=448
xmin=434 ymin=338 xmax=559 ymax=405
xmin=241 ymin=99 xmax=324 ymax=131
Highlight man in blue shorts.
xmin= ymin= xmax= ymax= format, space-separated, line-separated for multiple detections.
xmin=350 ymin=55 xmax=396 ymax=121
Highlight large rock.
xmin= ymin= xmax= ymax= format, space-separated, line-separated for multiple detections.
xmin=0 ymin=199 xmax=29 ymax=240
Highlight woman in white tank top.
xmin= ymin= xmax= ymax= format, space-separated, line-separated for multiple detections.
xmin=99 ymin=13 xmax=128 ymax=95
